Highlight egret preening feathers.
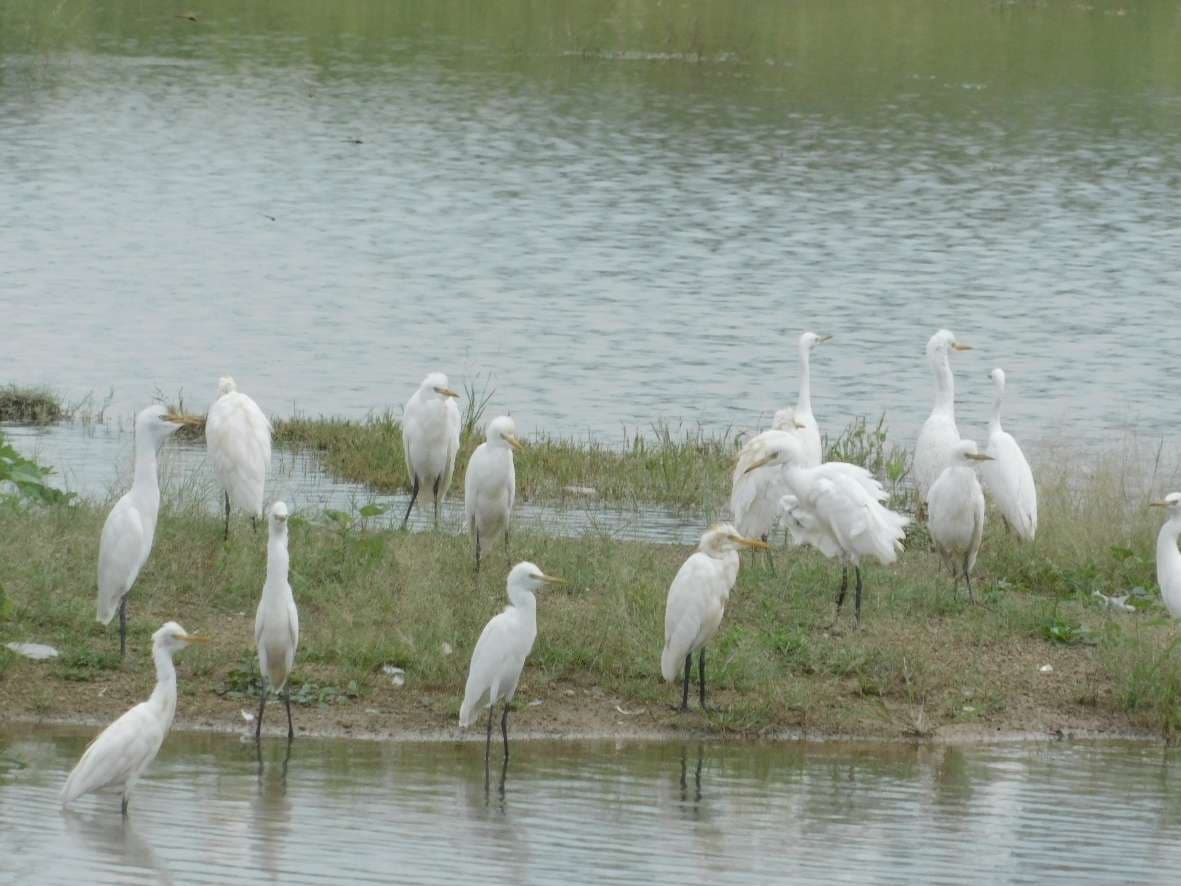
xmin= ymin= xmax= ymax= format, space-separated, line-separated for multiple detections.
xmin=979 ymin=369 xmax=1037 ymax=541
xmin=744 ymin=435 xmax=908 ymax=626
xmin=97 ymin=405 xmax=200 ymax=656
xmin=205 ymin=376 xmax=272 ymax=540
xmin=927 ymin=439 xmax=993 ymax=602
xmin=460 ymin=562 xmax=564 ymax=767
xmin=61 ymin=622 xmax=206 ymax=815
xmin=401 ymin=372 xmax=461 ymax=528
xmin=254 ymin=501 xmax=299 ymax=741
xmin=661 ymin=525 xmax=768 ymax=711
xmin=914 ymin=330 xmax=972 ymax=505
xmin=1149 ymin=493 xmax=1181 ymax=620
xmin=464 ymin=415 xmax=523 ymax=569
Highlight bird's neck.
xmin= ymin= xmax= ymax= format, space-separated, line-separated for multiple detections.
xmin=148 ymin=644 xmax=178 ymax=723
xmin=796 ymin=346 xmax=813 ymax=418
xmin=264 ymin=532 xmax=289 ymax=591
xmin=931 ymin=353 xmax=955 ymax=415
xmin=1157 ymin=520 xmax=1181 ymax=572
xmin=989 ymin=385 xmax=1004 ymax=435
xmin=508 ymin=589 xmax=537 ymax=622
xmin=132 ymin=434 xmax=161 ymax=496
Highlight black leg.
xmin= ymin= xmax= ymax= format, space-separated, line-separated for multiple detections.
xmin=251 ymin=515 xmax=258 ymax=532
xmin=118 ymin=597 xmax=127 ymax=658
xmin=284 ymin=689 xmax=294 ymax=739
xmin=475 ymin=528 xmax=481 ymax=571
xmin=679 ymin=653 xmax=691 ymax=712
xmin=830 ymin=565 xmax=849 ymax=628
xmin=854 ymin=566 xmax=864 ymax=626
xmin=401 ymin=476 xmax=420 ymax=528
xmin=763 ymin=534 xmax=775 ymax=574
xmin=501 ymin=702 xmax=510 ymax=763
xmin=504 ymin=524 xmax=511 ymax=568
xmin=485 ymin=704 xmax=493 ymax=770
xmin=964 ymin=563 xmax=976 ymax=604
xmin=256 ymin=686 xmax=267 ymax=742
xmin=432 ymin=475 xmax=441 ymax=528
xmin=698 ymin=650 xmax=707 ymax=711
xmin=121 ymin=794 xmax=128 ymax=817
xmin=224 ymin=491 xmax=230 ymax=541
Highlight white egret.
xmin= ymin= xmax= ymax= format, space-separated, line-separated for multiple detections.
xmin=205 ymin=376 xmax=272 ymax=540
xmin=661 ymin=525 xmax=768 ymax=710
xmin=459 ymin=562 xmax=564 ymax=766
xmin=730 ymin=332 xmax=830 ymax=546
xmin=254 ymin=501 xmax=299 ymax=741
xmin=401 ymin=372 xmax=461 ymax=528
xmin=927 ymin=439 xmax=994 ymax=602
xmin=979 ymin=369 xmax=1037 ymax=541
xmin=463 ymin=415 xmax=523 ymax=569
xmin=61 ymin=622 xmax=206 ymax=815
xmin=1149 ymin=493 xmax=1181 ymax=619
xmin=744 ymin=436 xmax=909 ymax=626
xmin=913 ymin=329 xmax=972 ymax=504
xmin=97 ymin=405 xmax=200 ymax=656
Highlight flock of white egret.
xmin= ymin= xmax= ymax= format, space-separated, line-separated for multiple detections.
xmin=57 ymin=331 xmax=1181 ymax=814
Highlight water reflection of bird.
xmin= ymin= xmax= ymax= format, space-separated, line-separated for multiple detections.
xmin=205 ymin=376 xmax=272 ymax=540
xmin=914 ymin=330 xmax=972 ymax=506
xmin=1149 ymin=494 xmax=1181 ymax=619
xmin=460 ymin=563 xmax=564 ymax=771
xmin=979 ymin=369 xmax=1037 ymax=541
xmin=64 ymin=809 xmax=176 ymax=885
xmin=928 ymin=440 xmax=994 ymax=602
xmin=97 ymin=406 xmax=200 ymax=656
xmin=464 ymin=416 xmax=524 ymax=569
xmin=61 ymin=623 xmax=206 ymax=815
xmin=254 ymin=502 xmax=299 ymax=741
xmin=401 ymin=372 xmax=461 ymax=528
xmin=253 ymin=738 xmax=294 ymax=881
xmin=662 ymin=526 xmax=767 ymax=710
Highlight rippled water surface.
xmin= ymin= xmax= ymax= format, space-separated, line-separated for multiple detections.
xmin=4 ymin=730 xmax=1181 ymax=884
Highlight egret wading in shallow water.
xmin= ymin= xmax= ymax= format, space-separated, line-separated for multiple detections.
xmin=464 ymin=415 xmax=524 ymax=570
xmin=743 ymin=437 xmax=908 ymax=627
xmin=401 ymin=372 xmax=461 ymax=528
xmin=254 ymin=502 xmax=299 ymax=741
xmin=730 ymin=333 xmax=830 ymax=555
xmin=97 ymin=405 xmax=201 ymax=656
xmin=61 ymin=622 xmax=206 ymax=815
xmin=914 ymin=329 xmax=972 ymax=506
xmin=205 ymin=376 xmax=272 ymax=540
xmin=459 ymin=562 xmax=564 ymax=768
xmin=661 ymin=525 xmax=768 ymax=711
xmin=979 ymin=369 xmax=1037 ymax=541
xmin=927 ymin=440 xmax=994 ymax=602
xmin=1149 ymin=493 xmax=1181 ymax=620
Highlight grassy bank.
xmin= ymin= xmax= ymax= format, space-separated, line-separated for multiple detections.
xmin=2 ymin=451 xmax=1180 ymax=742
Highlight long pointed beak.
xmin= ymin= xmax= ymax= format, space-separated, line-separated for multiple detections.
xmin=182 ymin=634 xmax=209 ymax=644
xmin=1149 ymin=501 xmax=1169 ymax=508
xmin=435 ymin=387 xmax=460 ymax=399
xmin=733 ymin=535 xmax=770 ymax=551
xmin=164 ymin=412 xmax=204 ymax=427
xmin=744 ymin=455 xmax=775 ymax=475
xmin=793 ymin=420 xmax=807 ymax=430
xmin=952 ymin=343 xmax=972 ymax=352
xmin=505 ymin=434 xmax=525 ymax=452
xmin=817 ymin=335 xmax=832 ymax=344
xmin=965 ymin=452 xmax=994 ymax=462
xmin=538 ymin=573 xmax=566 ymax=586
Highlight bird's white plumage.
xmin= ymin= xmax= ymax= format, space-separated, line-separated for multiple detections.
xmin=403 ymin=372 xmax=461 ymax=508
xmin=61 ymin=622 xmax=199 ymax=809
xmin=205 ymin=377 xmax=272 ymax=518
xmin=1152 ymin=494 xmax=1181 ymax=620
xmin=914 ymin=329 xmax=968 ymax=503
xmin=459 ymin=563 xmax=547 ymax=727
xmin=255 ymin=502 xmax=299 ymax=693
xmin=979 ymin=369 xmax=1037 ymax=541
xmin=928 ymin=440 xmax=989 ymax=578
xmin=464 ymin=416 xmax=519 ymax=548
xmin=661 ymin=550 xmax=736 ymax=682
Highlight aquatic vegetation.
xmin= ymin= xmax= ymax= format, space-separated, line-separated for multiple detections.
xmin=0 ymin=385 xmax=64 ymax=423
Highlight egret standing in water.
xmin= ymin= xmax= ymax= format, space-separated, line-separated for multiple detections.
xmin=914 ymin=330 xmax=972 ymax=505
xmin=661 ymin=525 xmax=768 ymax=711
xmin=97 ymin=405 xmax=200 ymax=656
xmin=254 ymin=502 xmax=299 ymax=741
xmin=205 ymin=376 xmax=272 ymax=540
xmin=979 ymin=369 xmax=1037 ymax=541
xmin=61 ymin=622 xmax=206 ymax=815
xmin=730 ymin=332 xmax=831 ymax=548
xmin=1150 ymin=493 xmax=1181 ymax=619
xmin=459 ymin=562 xmax=564 ymax=767
xmin=744 ymin=437 xmax=908 ymax=626
xmin=401 ymin=372 xmax=461 ymax=528
xmin=927 ymin=440 xmax=994 ymax=602
xmin=463 ymin=415 xmax=524 ymax=569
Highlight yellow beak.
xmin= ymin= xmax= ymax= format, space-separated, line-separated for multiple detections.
xmin=165 ymin=413 xmax=204 ymax=427
xmin=744 ymin=455 xmax=776 ymax=475
xmin=538 ymin=573 xmax=566 ymax=586
xmin=732 ymin=535 xmax=770 ymax=551
xmin=505 ymin=434 xmax=525 ymax=452
xmin=1149 ymin=501 xmax=1170 ymax=508
xmin=817 ymin=335 xmax=832 ymax=344
xmin=952 ymin=343 xmax=972 ymax=352
xmin=182 ymin=634 xmax=209 ymax=644
xmin=435 ymin=387 xmax=460 ymax=399
xmin=965 ymin=452 xmax=994 ymax=462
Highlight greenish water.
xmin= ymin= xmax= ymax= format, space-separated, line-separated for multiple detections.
xmin=3 ymin=729 xmax=1181 ymax=884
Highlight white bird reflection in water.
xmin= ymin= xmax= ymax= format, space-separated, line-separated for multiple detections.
xmin=253 ymin=737 xmax=294 ymax=882
xmin=63 ymin=812 xmax=175 ymax=886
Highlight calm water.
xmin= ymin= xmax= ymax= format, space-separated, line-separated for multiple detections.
xmin=2 ymin=0 xmax=1180 ymax=450
xmin=3 ymin=729 xmax=1181 ymax=884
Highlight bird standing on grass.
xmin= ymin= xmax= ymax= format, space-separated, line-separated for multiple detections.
xmin=979 ymin=368 xmax=1037 ymax=541
xmin=1150 ymin=493 xmax=1181 ymax=619
xmin=914 ymin=330 xmax=972 ymax=505
xmin=205 ymin=376 xmax=272 ymax=540
xmin=401 ymin=372 xmax=461 ymax=528
xmin=661 ymin=525 xmax=768 ymax=711
xmin=97 ymin=405 xmax=201 ymax=656
xmin=61 ymin=622 xmax=206 ymax=815
xmin=254 ymin=502 xmax=299 ymax=741
xmin=927 ymin=440 xmax=994 ymax=602
xmin=464 ymin=415 xmax=524 ymax=570
xmin=743 ymin=435 xmax=908 ymax=627
xmin=459 ymin=562 xmax=564 ymax=769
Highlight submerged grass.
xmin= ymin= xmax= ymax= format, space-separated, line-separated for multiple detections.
xmin=0 ymin=385 xmax=65 ymax=423
xmin=2 ymin=448 xmax=1180 ymax=740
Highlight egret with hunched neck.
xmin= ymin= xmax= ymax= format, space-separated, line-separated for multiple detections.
xmin=401 ymin=372 xmax=461 ymax=528
xmin=927 ymin=439 xmax=994 ymax=602
xmin=205 ymin=376 xmax=272 ymax=540
xmin=463 ymin=415 xmax=524 ymax=569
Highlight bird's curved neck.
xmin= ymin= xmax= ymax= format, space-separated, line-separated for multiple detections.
xmin=508 ymin=588 xmax=537 ymax=620
xmin=148 ymin=645 xmax=178 ymax=722
xmin=132 ymin=433 xmax=161 ymax=495
xmin=930 ymin=352 xmax=955 ymax=415
xmin=989 ymin=383 xmax=1004 ymax=434
xmin=265 ymin=532 xmax=289 ymax=590
xmin=1158 ymin=519 xmax=1181 ymax=571
xmin=796 ymin=345 xmax=813 ymax=418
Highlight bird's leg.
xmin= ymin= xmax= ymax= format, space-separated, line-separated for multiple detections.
xmin=251 ymin=515 xmax=258 ymax=533
xmin=474 ymin=528 xmax=481 ymax=572
xmin=698 ymin=650 xmax=708 ymax=712
xmin=964 ymin=561 xmax=976 ymax=604
xmin=678 ymin=653 xmax=691 ymax=712
xmin=485 ymin=704 xmax=494 ymax=771
xmin=121 ymin=794 xmax=128 ymax=817
xmin=763 ymin=534 xmax=776 ymax=574
xmin=284 ymin=688 xmax=294 ymax=739
xmin=504 ymin=525 xmax=511 ymax=569
xmin=401 ymin=476 xmax=420 ymax=529
xmin=829 ymin=565 xmax=849 ymax=629
xmin=118 ymin=597 xmax=128 ymax=658
xmin=224 ymin=491 xmax=231 ymax=541
xmin=256 ymin=685 xmax=267 ymax=742
xmin=432 ymin=475 xmax=441 ymax=528
xmin=854 ymin=566 xmax=864 ymax=627
xmin=501 ymin=702 xmax=510 ymax=763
